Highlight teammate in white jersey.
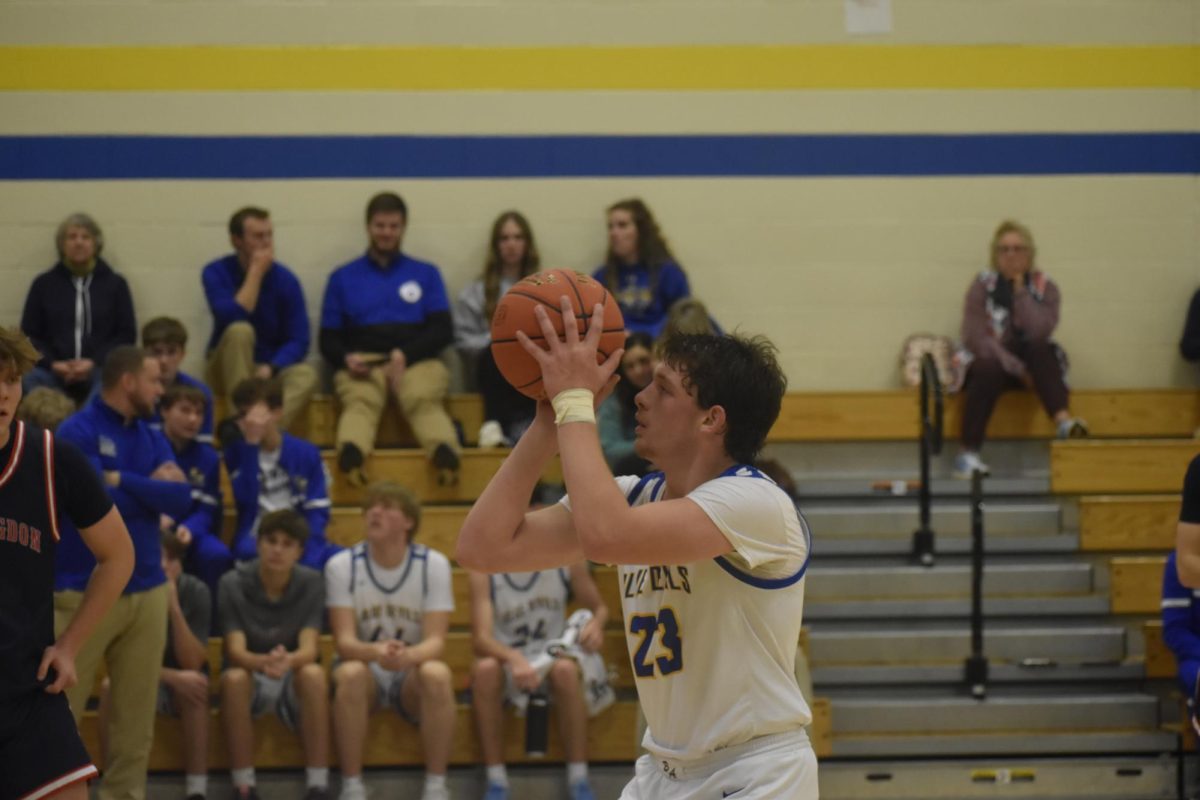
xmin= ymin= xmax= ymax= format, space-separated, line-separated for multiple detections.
xmin=457 ymin=303 xmax=817 ymax=800
xmin=468 ymin=559 xmax=609 ymax=800
xmin=324 ymin=481 xmax=456 ymax=800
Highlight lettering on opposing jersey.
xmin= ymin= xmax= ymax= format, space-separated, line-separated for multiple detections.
xmin=622 ymin=565 xmax=690 ymax=599
xmin=358 ymin=604 xmax=422 ymax=625
xmin=1 ymin=517 xmax=42 ymax=554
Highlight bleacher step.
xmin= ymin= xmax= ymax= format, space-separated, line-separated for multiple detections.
xmin=819 ymin=756 xmax=1176 ymax=799
xmin=813 ymin=660 xmax=1144 ymax=687
xmin=795 ymin=476 xmax=1050 ymax=499
xmin=805 ymin=594 xmax=1111 ymax=621
xmin=807 ymin=563 xmax=1093 ymax=600
xmin=831 ymin=729 xmax=1178 ymax=758
xmin=808 ymin=625 xmax=1126 ymax=665
xmin=802 ymin=499 xmax=1062 ymax=537
xmin=830 ymin=694 xmax=1160 ymax=735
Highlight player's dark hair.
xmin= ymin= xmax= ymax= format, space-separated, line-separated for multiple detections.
xmin=142 ymin=316 xmax=188 ymax=348
xmin=231 ymin=376 xmax=283 ymax=413
xmin=101 ymin=345 xmax=150 ymax=390
xmin=161 ymin=383 xmax=207 ymax=412
xmin=658 ymin=333 xmax=787 ymax=465
xmin=228 ymin=206 xmax=270 ymax=238
xmin=366 ymin=192 xmax=408 ymax=223
xmin=258 ymin=508 xmax=309 ymax=546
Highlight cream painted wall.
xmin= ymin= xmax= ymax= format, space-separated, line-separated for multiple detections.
xmin=0 ymin=0 xmax=1196 ymax=390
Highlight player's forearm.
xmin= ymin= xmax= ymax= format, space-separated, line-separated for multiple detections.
xmin=56 ymin=545 xmax=133 ymax=657
xmin=1179 ymin=549 xmax=1200 ymax=588
xmin=168 ymin=612 xmax=209 ymax=671
xmin=472 ymin=631 xmax=517 ymax=662
xmin=335 ymin=636 xmax=380 ymax=664
xmin=556 ymin=421 xmax=632 ymax=562
xmin=286 ymin=646 xmax=318 ymax=670
xmin=406 ymin=635 xmax=446 ymax=664
xmin=226 ymin=647 xmax=268 ymax=673
xmin=457 ymin=421 xmax=557 ymax=565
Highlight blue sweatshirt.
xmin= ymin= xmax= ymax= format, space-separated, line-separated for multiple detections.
xmin=224 ymin=433 xmax=336 ymax=569
xmin=592 ymin=260 xmax=690 ymax=338
xmin=149 ymin=372 xmax=215 ymax=445
xmin=171 ymin=437 xmax=223 ymax=545
xmin=202 ymin=254 xmax=311 ymax=369
xmin=1163 ymin=551 xmax=1200 ymax=663
xmin=319 ymin=252 xmax=452 ymax=368
xmin=55 ymin=396 xmax=193 ymax=593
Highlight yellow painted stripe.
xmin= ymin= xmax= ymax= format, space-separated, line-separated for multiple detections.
xmin=0 ymin=44 xmax=1195 ymax=91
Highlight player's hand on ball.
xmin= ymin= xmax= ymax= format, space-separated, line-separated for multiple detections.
xmin=38 ymin=643 xmax=77 ymax=694
xmin=518 ymin=298 xmax=622 ymax=401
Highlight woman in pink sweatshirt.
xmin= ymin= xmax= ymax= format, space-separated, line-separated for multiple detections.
xmin=955 ymin=220 xmax=1088 ymax=478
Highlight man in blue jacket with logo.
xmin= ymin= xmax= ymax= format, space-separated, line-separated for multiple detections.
xmin=320 ymin=192 xmax=461 ymax=488
xmin=55 ymin=345 xmax=194 ymax=800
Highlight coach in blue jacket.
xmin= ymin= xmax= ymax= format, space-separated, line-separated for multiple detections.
xmin=55 ymin=346 xmax=193 ymax=800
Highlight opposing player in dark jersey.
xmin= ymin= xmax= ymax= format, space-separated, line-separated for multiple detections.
xmin=0 ymin=325 xmax=134 ymax=800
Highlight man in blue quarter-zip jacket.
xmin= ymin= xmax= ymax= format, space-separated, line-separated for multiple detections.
xmin=160 ymin=382 xmax=232 ymax=597
xmin=202 ymin=206 xmax=317 ymax=436
xmin=320 ymin=192 xmax=462 ymax=488
xmin=224 ymin=376 xmax=340 ymax=570
xmin=55 ymin=345 xmax=194 ymax=800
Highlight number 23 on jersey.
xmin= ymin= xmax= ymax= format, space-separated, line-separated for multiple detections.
xmin=629 ymin=607 xmax=683 ymax=678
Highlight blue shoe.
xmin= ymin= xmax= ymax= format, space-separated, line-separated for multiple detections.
xmin=569 ymin=781 xmax=596 ymax=800
xmin=483 ymin=783 xmax=509 ymax=800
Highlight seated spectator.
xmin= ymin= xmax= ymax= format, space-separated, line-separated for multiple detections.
xmin=224 ymin=377 xmax=337 ymax=570
xmin=326 ymin=481 xmax=455 ymax=800
xmin=55 ymin=345 xmax=193 ymax=799
xmin=1163 ymin=549 xmax=1200 ymax=736
xmin=99 ymin=533 xmax=212 ymax=800
xmin=598 ymin=332 xmax=655 ymax=474
xmin=21 ymin=212 xmax=136 ymax=402
xmin=320 ymin=192 xmax=461 ymax=487
xmin=660 ymin=297 xmax=720 ymax=341
xmin=468 ymin=557 xmax=611 ymax=800
xmin=218 ymin=509 xmax=329 ymax=800
xmin=594 ymin=198 xmax=690 ymax=339
xmin=161 ymin=383 xmax=232 ymax=594
xmin=202 ymin=206 xmax=317 ymax=438
xmin=955 ymin=220 xmax=1088 ymax=478
xmin=17 ymin=385 xmax=76 ymax=431
xmin=454 ymin=211 xmax=539 ymax=447
xmin=144 ymin=316 xmax=215 ymax=443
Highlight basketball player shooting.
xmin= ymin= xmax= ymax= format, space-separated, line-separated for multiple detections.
xmin=457 ymin=299 xmax=818 ymax=799
xmin=0 ymin=326 xmax=134 ymax=800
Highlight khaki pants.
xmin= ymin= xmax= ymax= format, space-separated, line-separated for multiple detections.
xmin=55 ymin=584 xmax=168 ymax=800
xmin=334 ymin=358 xmax=459 ymax=459
xmin=206 ymin=321 xmax=317 ymax=429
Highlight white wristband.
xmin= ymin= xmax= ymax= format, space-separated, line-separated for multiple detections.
xmin=551 ymin=388 xmax=596 ymax=426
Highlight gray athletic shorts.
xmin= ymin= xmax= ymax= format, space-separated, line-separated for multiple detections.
xmin=249 ymin=671 xmax=300 ymax=731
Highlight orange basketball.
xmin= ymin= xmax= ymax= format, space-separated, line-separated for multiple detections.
xmin=490 ymin=269 xmax=626 ymax=399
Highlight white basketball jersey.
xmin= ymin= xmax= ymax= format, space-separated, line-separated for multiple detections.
xmin=338 ymin=542 xmax=442 ymax=647
xmin=613 ymin=467 xmax=812 ymax=762
xmin=490 ymin=569 xmax=570 ymax=656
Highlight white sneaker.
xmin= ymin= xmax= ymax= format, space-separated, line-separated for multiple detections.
xmin=420 ymin=787 xmax=449 ymax=800
xmin=1056 ymin=417 xmax=1089 ymax=439
xmin=953 ymin=451 xmax=990 ymax=479
xmin=478 ymin=420 xmax=508 ymax=448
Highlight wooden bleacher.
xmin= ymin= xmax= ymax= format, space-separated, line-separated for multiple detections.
xmin=1079 ymin=495 xmax=1179 ymax=551
xmin=1051 ymin=440 xmax=1199 ymax=495
xmin=261 ymin=388 xmax=1198 ymax=450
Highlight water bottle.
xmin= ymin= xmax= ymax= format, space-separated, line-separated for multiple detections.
xmin=525 ymin=690 xmax=550 ymax=757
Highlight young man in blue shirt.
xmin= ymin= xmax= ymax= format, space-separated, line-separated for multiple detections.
xmin=202 ymin=207 xmax=317 ymax=436
xmin=160 ymin=383 xmax=232 ymax=596
xmin=55 ymin=345 xmax=194 ymax=800
xmin=319 ymin=192 xmax=461 ymax=487
xmin=143 ymin=316 xmax=215 ymax=444
xmin=224 ymin=377 xmax=338 ymax=570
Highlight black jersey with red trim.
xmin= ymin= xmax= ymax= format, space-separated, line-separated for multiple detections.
xmin=0 ymin=420 xmax=112 ymax=718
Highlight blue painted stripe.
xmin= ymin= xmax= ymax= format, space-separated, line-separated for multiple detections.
xmin=0 ymin=133 xmax=1196 ymax=180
